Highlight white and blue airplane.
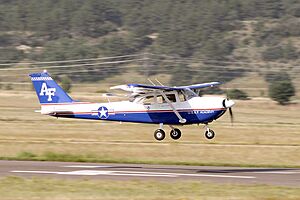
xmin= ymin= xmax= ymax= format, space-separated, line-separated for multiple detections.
xmin=29 ymin=71 xmax=235 ymax=141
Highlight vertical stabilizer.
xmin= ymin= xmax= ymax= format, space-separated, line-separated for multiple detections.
xmin=29 ymin=71 xmax=74 ymax=104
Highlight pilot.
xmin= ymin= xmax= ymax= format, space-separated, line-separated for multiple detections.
xmin=166 ymin=94 xmax=176 ymax=102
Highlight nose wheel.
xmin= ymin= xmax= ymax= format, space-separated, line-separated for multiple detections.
xmin=205 ymin=129 xmax=215 ymax=139
xmin=204 ymin=124 xmax=215 ymax=139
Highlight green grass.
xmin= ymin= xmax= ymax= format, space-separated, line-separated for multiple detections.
xmin=0 ymin=176 xmax=299 ymax=200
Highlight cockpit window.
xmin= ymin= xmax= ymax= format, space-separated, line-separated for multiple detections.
xmin=134 ymin=91 xmax=186 ymax=104
xmin=157 ymin=95 xmax=164 ymax=104
xmin=166 ymin=94 xmax=176 ymax=102
xmin=143 ymin=96 xmax=154 ymax=105
xmin=157 ymin=94 xmax=177 ymax=103
xmin=178 ymin=91 xmax=186 ymax=102
xmin=183 ymin=88 xmax=197 ymax=100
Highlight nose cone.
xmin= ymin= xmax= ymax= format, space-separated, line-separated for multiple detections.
xmin=223 ymin=99 xmax=235 ymax=108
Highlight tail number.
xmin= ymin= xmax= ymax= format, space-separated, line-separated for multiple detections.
xmin=39 ymin=83 xmax=56 ymax=101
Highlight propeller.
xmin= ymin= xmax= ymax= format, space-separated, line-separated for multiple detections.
xmin=229 ymin=107 xmax=234 ymax=125
xmin=222 ymin=98 xmax=235 ymax=125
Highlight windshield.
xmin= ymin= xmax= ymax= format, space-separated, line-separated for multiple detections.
xmin=182 ymin=88 xmax=198 ymax=100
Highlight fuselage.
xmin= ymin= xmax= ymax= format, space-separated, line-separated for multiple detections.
xmin=41 ymin=96 xmax=227 ymax=125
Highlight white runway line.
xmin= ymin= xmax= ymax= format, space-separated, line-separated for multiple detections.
xmin=63 ymin=165 xmax=112 ymax=168
xmin=11 ymin=170 xmax=176 ymax=177
xmin=251 ymin=171 xmax=300 ymax=174
xmin=11 ymin=170 xmax=255 ymax=179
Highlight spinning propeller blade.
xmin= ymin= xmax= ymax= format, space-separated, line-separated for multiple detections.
xmin=229 ymin=107 xmax=234 ymax=125
xmin=222 ymin=97 xmax=235 ymax=125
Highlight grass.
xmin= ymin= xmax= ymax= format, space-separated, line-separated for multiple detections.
xmin=0 ymin=151 xmax=298 ymax=168
xmin=0 ymin=91 xmax=299 ymax=167
xmin=0 ymin=176 xmax=299 ymax=200
xmin=0 ymin=82 xmax=300 ymax=199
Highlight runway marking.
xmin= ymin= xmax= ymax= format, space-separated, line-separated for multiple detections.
xmin=115 ymin=171 xmax=255 ymax=179
xmin=252 ymin=171 xmax=300 ymax=174
xmin=11 ymin=170 xmax=176 ymax=177
xmin=63 ymin=165 xmax=112 ymax=168
xmin=11 ymin=170 xmax=255 ymax=179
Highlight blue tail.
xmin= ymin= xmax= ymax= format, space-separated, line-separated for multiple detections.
xmin=29 ymin=71 xmax=74 ymax=104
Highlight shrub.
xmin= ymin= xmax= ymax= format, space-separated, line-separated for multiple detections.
xmin=227 ymin=89 xmax=249 ymax=100
xmin=60 ymin=76 xmax=72 ymax=93
xmin=269 ymin=80 xmax=295 ymax=105
xmin=5 ymin=84 xmax=13 ymax=90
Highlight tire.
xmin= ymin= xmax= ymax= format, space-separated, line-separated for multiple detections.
xmin=205 ymin=129 xmax=215 ymax=139
xmin=154 ymin=129 xmax=165 ymax=141
xmin=170 ymin=128 xmax=182 ymax=140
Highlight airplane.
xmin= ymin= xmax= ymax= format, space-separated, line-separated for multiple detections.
xmin=29 ymin=71 xmax=235 ymax=141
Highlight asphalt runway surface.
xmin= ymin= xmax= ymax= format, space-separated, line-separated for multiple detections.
xmin=0 ymin=160 xmax=299 ymax=186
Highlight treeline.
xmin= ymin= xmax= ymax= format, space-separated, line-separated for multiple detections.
xmin=0 ymin=0 xmax=300 ymax=84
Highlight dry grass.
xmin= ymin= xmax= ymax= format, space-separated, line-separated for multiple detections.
xmin=0 ymin=176 xmax=299 ymax=200
xmin=0 ymin=91 xmax=299 ymax=167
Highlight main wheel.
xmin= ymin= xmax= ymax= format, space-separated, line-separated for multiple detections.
xmin=154 ymin=129 xmax=165 ymax=141
xmin=205 ymin=129 xmax=215 ymax=139
xmin=170 ymin=128 xmax=181 ymax=140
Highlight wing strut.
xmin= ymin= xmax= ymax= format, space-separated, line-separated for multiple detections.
xmin=159 ymin=91 xmax=186 ymax=124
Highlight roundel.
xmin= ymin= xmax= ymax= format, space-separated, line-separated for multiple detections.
xmin=98 ymin=106 xmax=109 ymax=119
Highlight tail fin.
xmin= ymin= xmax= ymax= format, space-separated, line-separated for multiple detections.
xmin=29 ymin=71 xmax=74 ymax=104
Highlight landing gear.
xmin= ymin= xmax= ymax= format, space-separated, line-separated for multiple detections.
xmin=204 ymin=124 xmax=215 ymax=139
xmin=205 ymin=129 xmax=215 ymax=139
xmin=154 ymin=129 xmax=165 ymax=141
xmin=170 ymin=128 xmax=181 ymax=140
xmin=153 ymin=123 xmax=182 ymax=141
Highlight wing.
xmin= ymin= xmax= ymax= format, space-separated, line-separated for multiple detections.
xmin=169 ymin=82 xmax=221 ymax=90
xmin=110 ymin=82 xmax=221 ymax=92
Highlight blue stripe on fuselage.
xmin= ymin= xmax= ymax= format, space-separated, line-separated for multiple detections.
xmin=54 ymin=109 xmax=226 ymax=125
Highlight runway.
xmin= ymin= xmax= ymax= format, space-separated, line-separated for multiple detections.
xmin=0 ymin=160 xmax=299 ymax=186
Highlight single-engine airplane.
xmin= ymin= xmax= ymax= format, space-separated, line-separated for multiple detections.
xmin=29 ymin=71 xmax=235 ymax=141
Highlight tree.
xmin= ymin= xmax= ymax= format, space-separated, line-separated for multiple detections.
xmin=0 ymin=47 xmax=24 ymax=62
xmin=197 ymin=35 xmax=235 ymax=60
xmin=283 ymin=42 xmax=298 ymax=60
xmin=269 ymin=80 xmax=295 ymax=105
xmin=169 ymin=64 xmax=193 ymax=86
xmin=262 ymin=46 xmax=284 ymax=61
xmin=265 ymin=72 xmax=291 ymax=84
xmin=38 ymin=38 xmax=98 ymax=61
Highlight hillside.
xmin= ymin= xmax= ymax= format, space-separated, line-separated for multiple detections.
xmin=0 ymin=0 xmax=299 ymax=98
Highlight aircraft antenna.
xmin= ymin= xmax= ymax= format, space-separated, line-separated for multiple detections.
xmin=147 ymin=78 xmax=156 ymax=86
xmin=155 ymin=78 xmax=164 ymax=86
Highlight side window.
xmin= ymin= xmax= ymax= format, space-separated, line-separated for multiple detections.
xmin=154 ymin=93 xmax=178 ymax=104
xmin=166 ymin=94 xmax=176 ymax=102
xmin=157 ymin=95 xmax=164 ymax=104
xmin=143 ymin=96 xmax=154 ymax=105
xmin=178 ymin=92 xmax=186 ymax=102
